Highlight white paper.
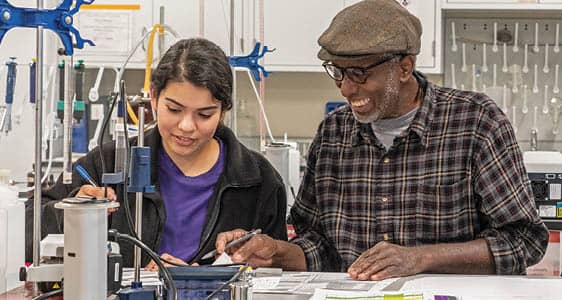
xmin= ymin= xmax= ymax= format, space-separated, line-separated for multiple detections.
xmin=75 ymin=10 xmax=133 ymax=54
xmin=212 ymin=252 xmax=233 ymax=265
xmin=121 ymin=267 xmax=161 ymax=287
xmin=310 ymin=288 xmax=430 ymax=300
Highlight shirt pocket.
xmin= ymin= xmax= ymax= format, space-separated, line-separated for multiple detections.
xmin=416 ymin=177 xmax=477 ymax=243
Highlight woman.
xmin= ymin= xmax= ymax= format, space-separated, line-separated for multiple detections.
xmin=26 ymin=38 xmax=288 ymax=268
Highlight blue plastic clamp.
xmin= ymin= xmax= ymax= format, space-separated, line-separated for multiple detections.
xmin=29 ymin=59 xmax=35 ymax=104
xmin=127 ymin=146 xmax=155 ymax=193
xmin=5 ymin=57 xmax=16 ymax=105
xmin=229 ymin=42 xmax=273 ymax=81
xmin=0 ymin=0 xmax=95 ymax=55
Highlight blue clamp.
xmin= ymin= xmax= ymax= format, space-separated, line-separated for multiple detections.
xmin=128 ymin=146 xmax=155 ymax=193
xmin=5 ymin=57 xmax=16 ymax=105
xmin=0 ymin=0 xmax=95 ymax=55
xmin=229 ymin=42 xmax=274 ymax=81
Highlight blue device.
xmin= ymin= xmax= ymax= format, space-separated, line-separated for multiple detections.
xmin=229 ymin=42 xmax=273 ymax=81
xmin=5 ymin=57 xmax=16 ymax=105
xmin=29 ymin=59 xmax=35 ymax=104
xmin=127 ymin=146 xmax=155 ymax=193
xmin=0 ymin=0 xmax=95 ymax=55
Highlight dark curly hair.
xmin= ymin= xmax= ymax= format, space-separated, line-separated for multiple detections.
xmin=151 ymin=38 xmax=233 ymax=111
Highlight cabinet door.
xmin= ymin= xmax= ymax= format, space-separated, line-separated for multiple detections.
xmin=73 ymin=0 xmax=153 ymax=68
xmin=153 ymin=0 xmax=199 ymax=40
xmin=446 ymin=0 xmax=524 ymax=3
xmin=154 ymin=0 xmax=246 ymax=56
xmin=344 ymin=0 xmax=439 ymax=72
xmin=261 ymin=0 xmax=343 ymax=72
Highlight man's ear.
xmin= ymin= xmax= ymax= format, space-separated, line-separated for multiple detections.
xmin=398 ymin=55 xmax=416 ymax=82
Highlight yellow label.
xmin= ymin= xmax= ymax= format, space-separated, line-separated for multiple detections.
xmin=81 ymin=4 xmax=141 ymax=10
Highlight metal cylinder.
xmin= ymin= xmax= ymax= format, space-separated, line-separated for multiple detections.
xmin=230 ymin=280 xmax=252 ymax=300
xmin=55 ymin=201 xmax=119 ymax=300
xmin=265 ymin=143 xmax=290 ymax=186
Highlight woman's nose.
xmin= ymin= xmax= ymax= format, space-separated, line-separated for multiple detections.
xmin=178 ymin=115 xmax=196 ymax=132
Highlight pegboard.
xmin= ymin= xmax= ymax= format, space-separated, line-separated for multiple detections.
xmin=444 ymin=17 xmax=562 ymax=150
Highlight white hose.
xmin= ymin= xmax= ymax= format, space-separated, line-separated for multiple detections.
xmin=40 ymin=66 xmax=58 ymax=184
xmin=246 ymin=70 xmax=275 ymax=143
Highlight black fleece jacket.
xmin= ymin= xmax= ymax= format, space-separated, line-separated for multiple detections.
xmin=25 ymin=125 xmax=288 ymax=266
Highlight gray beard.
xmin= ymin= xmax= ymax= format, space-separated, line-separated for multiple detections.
xmin=352 ymin=72 xmax=399 ymax=124
xmin=352 ymin=109 xmax=383 ymax=124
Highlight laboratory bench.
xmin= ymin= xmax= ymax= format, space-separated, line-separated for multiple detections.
xmin=3 ymin=273 xmax=562 ymax=300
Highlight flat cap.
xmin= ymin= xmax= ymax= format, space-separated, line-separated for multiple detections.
xmin=318 ymin=0 xmax=422 ymax=61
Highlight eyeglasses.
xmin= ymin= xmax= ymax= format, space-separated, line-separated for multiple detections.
xmin=322 ymin=55 xmax=401 ymax=84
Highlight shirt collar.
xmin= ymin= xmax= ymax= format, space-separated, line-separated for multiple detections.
xmin=409 ymin=81 xmax=436 ymax=148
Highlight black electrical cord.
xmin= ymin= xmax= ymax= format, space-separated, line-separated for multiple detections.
xmin=119 ymin=81 xmax=139 ymax=243
xmin=205 ymin=264 xmax=248 ymax=300
xmin=32 ymin=288 xmax=63 ymax=300
xmin=108 ymin=229 xmax=177 ymax=300
xmin=97 ymin=91 xmax=118 ymax=199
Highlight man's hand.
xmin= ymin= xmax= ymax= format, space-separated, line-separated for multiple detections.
xmin=348 ymin=241 xmax=423 ymax=281
xmin=215 ymin=229 xmax=278 ymax=268
xmin=76 ymin=184 xmax=118 ymax=214
xmin=145 ymin=253 xmax=189 ymax=271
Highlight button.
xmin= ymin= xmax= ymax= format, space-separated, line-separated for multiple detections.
xmin=381 ymin=197 xmax=388 ymax=202
xmin=383 ymin=158 xmax=390 ymax=164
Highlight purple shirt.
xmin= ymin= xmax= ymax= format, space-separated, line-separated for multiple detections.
xmin=158 ymin=138 xmax=225 ymax=261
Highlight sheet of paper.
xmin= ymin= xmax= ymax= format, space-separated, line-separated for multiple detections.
xmin=309 ymin=289 xmax=430 ymax=300
xmin=212 ymin=252 xmax=233 ymax=265
xmin=397 ymin=275 xmax=562 ymax=300
xmin=252 ymin=276 xmax=282 ymax=291
xmin=121 ymin=267 xmax=161 ymax=287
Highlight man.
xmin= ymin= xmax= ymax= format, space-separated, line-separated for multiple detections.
xmin=216 ymin=0 xmax=548 ymax=280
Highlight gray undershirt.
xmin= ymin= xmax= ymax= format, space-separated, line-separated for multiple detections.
xmin=371 ymin=107 xmax=419 ymax=150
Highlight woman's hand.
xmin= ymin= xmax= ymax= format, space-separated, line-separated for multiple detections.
xmin=145 ymin=253 xmax=189 ymax=271
xmin=76 ymin=184 xmax=118 ymax=214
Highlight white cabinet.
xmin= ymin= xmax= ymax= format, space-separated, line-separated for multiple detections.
xmin=446 ymin=0 xmax=525 ymax=3
xmin=261 ymin=0 xmax=343 ymax=72
xmin=73 ymin=0 xmax=154 ymax=68
xmin=442 ymin=0 xmax=562 ymax=9
xmin=144 ymin=0 xmax=442 ymax=73
xmin=154 ymin=0 xmax=248 ymax=57
xmin=343 ymin=0 xmax=441 ymax=73
xmin=153 ymin=0 xmax=343 ymax=72
xmin=262 ymin=0 xmax=441 ymax=73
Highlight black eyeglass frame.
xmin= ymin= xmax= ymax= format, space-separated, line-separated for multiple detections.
xmin=322 ymin=54 xmax=404 ymax=84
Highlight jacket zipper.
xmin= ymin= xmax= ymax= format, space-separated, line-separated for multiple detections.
xmin=191 ymin=182 xmax=254 ymax=262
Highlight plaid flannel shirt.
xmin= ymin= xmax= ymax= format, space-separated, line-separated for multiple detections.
xmin=290 ymin=81 xmax=548 ymax=274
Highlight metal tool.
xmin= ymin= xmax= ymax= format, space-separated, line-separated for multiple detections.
xmin=0 ymin=57 xmax=17 ymax=135
xmin=201 ymin=229 xmax=262 ymax=260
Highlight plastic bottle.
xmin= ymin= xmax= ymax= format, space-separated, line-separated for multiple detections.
xmin=0 ymin=174 xmax=25 ymax=293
